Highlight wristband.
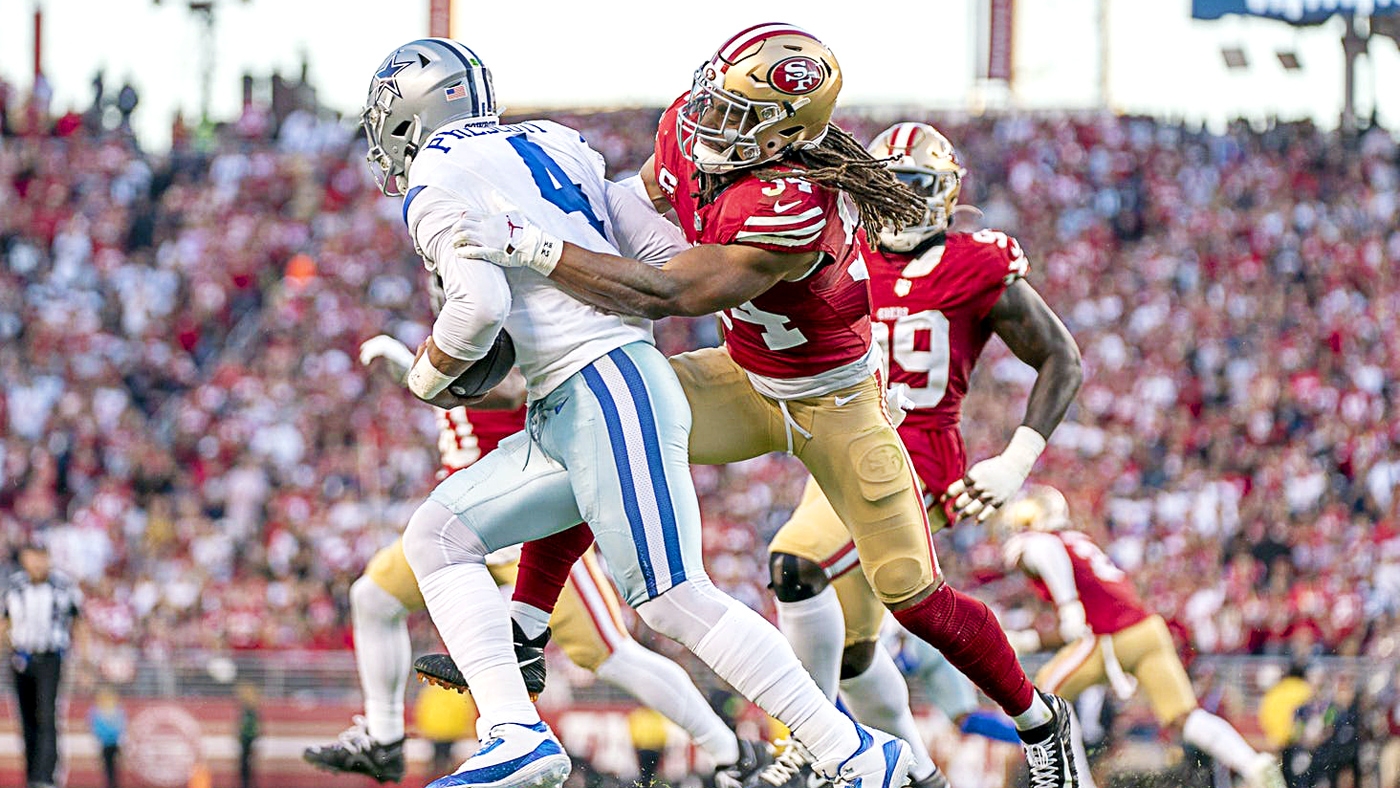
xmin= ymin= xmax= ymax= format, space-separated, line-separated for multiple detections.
xmin=526 ymin=231 xmax=564 ymax=276
xmin=407 ymin=354 xmax=456 ymax=399
xmin=1004 ymin=426 xmax=1048 ymax=474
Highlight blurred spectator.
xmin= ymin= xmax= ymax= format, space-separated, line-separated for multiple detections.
xmin=236 ymin=682 xmax=260 ymax=788
xmin=87 ymin=685 xmax=126 ymax=788
xmin=415 ymin=683 xmax=476 ymax=776
xmin=628 ymin=706 xmax=668 ymax=787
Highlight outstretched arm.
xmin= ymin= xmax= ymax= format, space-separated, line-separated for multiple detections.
xmin=546 ymin=241 xmax=818 ymax=319
xmin=988 ymin=279 xmax=1083 ymax=438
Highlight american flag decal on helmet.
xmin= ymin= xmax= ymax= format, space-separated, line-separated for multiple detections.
xmin=444 ymin=84 xmax=467 ymax=102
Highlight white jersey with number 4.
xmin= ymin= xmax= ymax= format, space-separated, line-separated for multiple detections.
xmin=405 ymin=118 xmax=664 ymax=401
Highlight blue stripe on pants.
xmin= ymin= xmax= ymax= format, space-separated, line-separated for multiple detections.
xmin=607 ymin=348 xmax=687 ymax=590
xmin=580 ymin=364 xmax=658 ymax=598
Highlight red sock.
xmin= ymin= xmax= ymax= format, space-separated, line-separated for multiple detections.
xmin=892 ymin=583 xmax=1034 ymax=716
xmin=513 ymin=524 xmax=595 ymax=614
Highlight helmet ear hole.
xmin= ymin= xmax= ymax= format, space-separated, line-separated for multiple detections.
xmin=391 ymin=120 xmax=413 ymax=137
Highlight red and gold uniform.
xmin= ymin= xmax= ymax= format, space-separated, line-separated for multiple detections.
xmin=365 ymin=406 xmax=632 ymax=672
xmin=655 ymin=97 xmax=940 ymax=605
xmin=769 ymin=230 xmax=1027 ymax=644
xmin=1005 ymin=526 xmax=1198 ymax=725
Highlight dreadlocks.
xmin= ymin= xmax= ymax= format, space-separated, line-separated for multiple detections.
xmin=693 ymin=123 xmax=926 ymax=235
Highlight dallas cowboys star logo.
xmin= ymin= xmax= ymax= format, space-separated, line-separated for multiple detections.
xmin=373 ymin=54 xmax=414 ymax=102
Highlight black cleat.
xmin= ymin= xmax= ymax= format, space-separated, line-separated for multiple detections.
xmin=413 ymin=621 xmax=551 ymax=697
xmin=743 ymin=738 xmax=813 ymax=788
xmin=909 ymin=766 xmax=950 ymax=788
xmin=1017 ymin=692 xmax=1079 ymax=788
xmin=715 ymin=739 xmax=773 ymax=788
xmin=302 ymin=715 xmax=405 ymax=783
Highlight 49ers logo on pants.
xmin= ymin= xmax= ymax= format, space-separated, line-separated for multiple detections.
xmin=769 ymin=56 xmax=823 ymax=94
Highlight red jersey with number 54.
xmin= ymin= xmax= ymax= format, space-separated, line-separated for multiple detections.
xmin=653 ymin=96 xmax=871 ymax=382
xmin=869 ymin=230 xmax=1028 ymax=491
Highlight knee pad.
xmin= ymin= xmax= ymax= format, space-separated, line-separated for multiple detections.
xmin=636 ymin=576 xmax=734 ymax=650
xmin=402 ymin=498 xmax=490 ymax=580
xmin=769 ymin=552 xmax=830 ymax=603
xmin=839 ymin=640 xmax=878 ymax=680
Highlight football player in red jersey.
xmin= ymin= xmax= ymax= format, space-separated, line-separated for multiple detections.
xmin=453 ymin=25 xmax=1078 ymax=787
xmin=756 ymin=121 xmax=1083 ymax=788
xmin=999 ymin=486 xmax=1287 ymax=788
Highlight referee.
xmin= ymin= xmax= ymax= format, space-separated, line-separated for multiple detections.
xmin=2 ymin=541 xmax=82 ymax=788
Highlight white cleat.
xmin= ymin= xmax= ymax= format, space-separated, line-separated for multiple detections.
xmin=425 ymin=720 xmax=571 ymax=788
xmin=812 ymin=724 xmax=913 ymax=788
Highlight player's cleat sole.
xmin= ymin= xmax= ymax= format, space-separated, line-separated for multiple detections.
xmin=415 ymin=653 xmax=541 ymax=702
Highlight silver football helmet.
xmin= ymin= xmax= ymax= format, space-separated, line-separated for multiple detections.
xmin=362 ymin=38 xmax=497 ymax=196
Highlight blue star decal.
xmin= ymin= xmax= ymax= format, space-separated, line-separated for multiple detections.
xmin=373 ymin=54 xmax=414 ymax=102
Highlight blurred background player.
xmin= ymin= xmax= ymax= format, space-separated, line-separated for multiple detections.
xmin=303 ymin=334 xmax=760 ymax=784
xmin=455 ymin=27 xmax=1078 ymax=788
xmin=757 ymin=121 xmax=1082 ymax=788
xmin=370 ymin=36 xmax=901 ymax=788
xmin=997 ymin=485 xmax=1287 ymax=788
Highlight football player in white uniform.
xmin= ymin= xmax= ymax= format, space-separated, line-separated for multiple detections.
xmin=362 ymin=38 xmax=912 ymax=788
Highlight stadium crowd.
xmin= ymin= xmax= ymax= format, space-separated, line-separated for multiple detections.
xmin=2 ymin=74 xmax=1399 ymax=747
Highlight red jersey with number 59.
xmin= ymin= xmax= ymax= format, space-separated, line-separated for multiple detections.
xmin=868 ymin=230 xmax=1028 ymax=491
xmin=653 ymin=96 xmax=871 ymax=382
xmin=1008 ymin=530 xmax=1150 ymax=635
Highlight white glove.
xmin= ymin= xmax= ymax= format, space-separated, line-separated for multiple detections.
xmin=358 ymin=334 xmax=416 ymax=385
xmin=1005 ymin=628 xmax=1043 ymax=656
xmin=452 ymin=210 xmax=564 ymax=275
xmin=944 ymin=425 xmax=1046 ymax=522
xmin=884 ymin=382 xmax=915 ymax=428
xmin=1057 ymin=601 xmax=1090 ymax=644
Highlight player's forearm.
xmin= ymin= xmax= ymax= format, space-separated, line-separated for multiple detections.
xmin=550 ymin=243 xmax=714 ymax=319
xmin=1021 ymin=348 xmax=1082 ymax=439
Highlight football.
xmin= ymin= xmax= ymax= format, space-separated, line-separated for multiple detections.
xmin=447 ymin=331 xmax=516 ymax=399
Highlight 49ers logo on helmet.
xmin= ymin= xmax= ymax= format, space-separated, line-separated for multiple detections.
xmin=768 ymin=56 xmax=823 ymax=94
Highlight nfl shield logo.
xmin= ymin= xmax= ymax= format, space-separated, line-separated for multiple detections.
xmin=444 ymin=84 xmax=468 ymax=102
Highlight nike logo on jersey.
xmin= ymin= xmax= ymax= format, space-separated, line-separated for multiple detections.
xmin=553 ymin=396 xmax=569 ymax=414
xmin=834 ymin=393 xmax=859 ymax=407
xmin=772 ymin=200 xmax=801 ymax=213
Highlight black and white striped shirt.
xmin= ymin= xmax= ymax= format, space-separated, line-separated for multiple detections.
xmin=3 ymin=570 xmax=82 ymax=654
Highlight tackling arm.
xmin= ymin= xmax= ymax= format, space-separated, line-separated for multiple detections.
xmin=988 ymin=279 xmax=1083 ymax=439
xmin=544 ymin=241 xmax=818 ymax=319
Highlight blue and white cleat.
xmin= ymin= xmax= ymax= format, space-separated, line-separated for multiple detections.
xmin=426 ymin=720 xmax=571 ymax=788
xmin=812 ymin=724 xmax=913 ymax=788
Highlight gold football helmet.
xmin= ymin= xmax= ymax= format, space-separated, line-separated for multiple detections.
xmin=999 ymin=484 xmax=1072 ymax=533
xmin=678 ymin=23 xmax=842 ymax=173
xmin=866 ymin=122 xmax=965 ymax=251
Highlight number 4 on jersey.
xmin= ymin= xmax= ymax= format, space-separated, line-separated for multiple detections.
xmin=507 ymin=134 xmax=605 ymax=237
xmin=720 ymin=302 xmax=808 ymax=350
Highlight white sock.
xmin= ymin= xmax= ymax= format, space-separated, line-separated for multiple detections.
xmin=596 ymin=640 xmax=740 ymax=766
xmin=1012 ymin=693 xmax=1054 ymax=731
xmin=351 ymin=576 xmax=410 ymax=744
xmin=510 ymin=601 xmax=552 ymax=640
xmin=693 ymin=605 xmax=859 ymax=764
xmin=839 ymin=647 xmax=935 ymax=780
xmin=775 ymin=587 xmax=844 ymax=700
xmin=418 ymin=563 xmax=539 ymax=730
xmin=1068 ymin=707 xmax=1100 ymax=788
xmin=1181 ymin=708 xmax=1259 ymax=776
